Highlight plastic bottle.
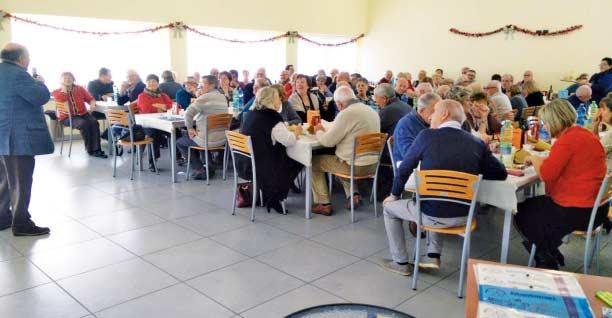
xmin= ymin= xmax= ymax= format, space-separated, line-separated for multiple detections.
xmin=539 ymin=120 xmax=550 ymax=143
xmin=232 ymin=89 xmax=240 ymax=111
xmin=238 ymin=88 xmax=244 ymax=109
xmin=586 ymin=101 xmax=598 ymax=130
xmin=112 ymin=85 xmax=118 ymax=102
xmin=576 ymin=103 xmax=586 ymax=127
xmin=500 ymin=120 xmax=514 ymax=167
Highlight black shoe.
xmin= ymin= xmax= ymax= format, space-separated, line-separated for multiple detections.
xmin=0 ymin=221 xmax=11 ymax=231
xmin=552 ymin=249 xmax=565 ymax=267
xmin=115 ymin=145 xmax=124 ymax=156
xmin=177 ymin=157 xmax=185 ymax=166
xmin=534 ymin=249 xmax=559 ymax=270
xmin=290 ymin=183 xmax=301 ymax=194
xmin=13 ymin=223 xmax=50 ymax=236
xmin=149 ymin=163 xmax=157 ymax=172
xmin=91 ymin=150 xmax=108 ymax=158
xmin=266 ymin=200 xmax=285 ymax=214
xmin=192 ymin=172 xmax=206 ymax=180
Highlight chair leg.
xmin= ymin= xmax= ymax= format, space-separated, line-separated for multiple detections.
xmin=129 ymin=143 xmax=135 ymax=180
xmin=281 ymin=201 xmax=287 ymax=215
xmin=186 ymin=148 xmax=192 ymax=181
xmin=150 ymin=144 xmax=159 ymax=175
xmin=112 ymin=142 xmax=118 ymax=178
xmin=328 ymin=173 xmax=332 ymax=195
xmin=458 ymin=235 xmax=471 ymax=298
xmin=137 ymin=146 xmax=143 ymax=171
xmin=251 ymin=180 xmax=257 ymax=222
xmin=222 ymin=146 xmax=228 ymax=181
xmin=231 ymin=164 xmax=238 ymax=216
xmin=205 ymin=149 xmax=210 ymax=185
xmin=412 ymin=225 xmax=422 ymax=290
xmin=528 ymin=244 xmax=536 ymax=267
xmin=60 ymin=125 xmax=65 ymax=155
xmin=594 ymin=231 xmax=601 ymax=275
xmin=68 ymin=128 xmax=73 ymax=158
xmin=373 ymin=177 xmax=378 ymax=218
xmin=350 ymin=178 xmax=355 ymax=223
xmin=259 ymin=189 xmax=264 ymax=207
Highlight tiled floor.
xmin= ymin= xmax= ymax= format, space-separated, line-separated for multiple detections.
xmin=1 ymin=140 xmax=611 ymax=317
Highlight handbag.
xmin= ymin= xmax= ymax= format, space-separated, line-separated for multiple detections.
xmin=236 ymin=182 xmax=253 ymax=208
xmin=118 ymin=124 xmax=146 ymax=142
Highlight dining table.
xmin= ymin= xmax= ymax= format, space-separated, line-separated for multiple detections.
xmin=134 ymin=113 xmax=186 ymax=183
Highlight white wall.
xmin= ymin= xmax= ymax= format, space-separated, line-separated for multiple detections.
xmin=360 ymin=0 xmax=608 ymax=90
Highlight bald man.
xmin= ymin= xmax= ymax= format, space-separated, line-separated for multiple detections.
xmin=117 ymin=69 xmax=145 ymax=105
xmin=568 ymin=85 xmax=593 ymax=109
xmin=0 ymin=43 xmax=53 ymax=236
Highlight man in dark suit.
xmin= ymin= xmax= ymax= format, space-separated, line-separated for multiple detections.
xmin=0 ymin=43 xmax=54 ymax=236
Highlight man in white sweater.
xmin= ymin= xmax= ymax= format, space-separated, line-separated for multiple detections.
xmin=486 ymin=80 xmax=513 ymax=120
xmin=311 ymin=86 xmax=381 ymax=215
xmin=176 ymin=75 xmax=228 ymax=180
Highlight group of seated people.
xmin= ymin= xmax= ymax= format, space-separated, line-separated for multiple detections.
xmin=51 ymin=57 xmax=612 ymax=273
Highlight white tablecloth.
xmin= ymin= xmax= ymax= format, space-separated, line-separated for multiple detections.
xmin=286 ymin=135 xmax=321 ymax=167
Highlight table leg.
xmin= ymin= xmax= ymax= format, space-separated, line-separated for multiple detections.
xmin=305 ymin=165 xmax=312 ymax=219
xmin=170 ymin=130 xmax=177 ymax=183
xmin=500 ymin=209 xmax=512 ymax=264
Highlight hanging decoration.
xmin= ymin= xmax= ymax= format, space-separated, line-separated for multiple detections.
xmin=0 ymin=10 xmax=6 ymax=31
xmin=449 ymin=24 xmax=583 ymax=38
xmin=0 ymin=10 xmax=364 ymax=46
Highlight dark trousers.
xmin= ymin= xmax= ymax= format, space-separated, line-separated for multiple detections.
xmin=176 ymin=137 xmax=204 ymax=171
xmin=62 ymin=113 xmax=101 ymax=154
xmin=144 ymin=128 xmax=167 ymax=163
xmin=0 ymin=156 xmax=35 ymax=228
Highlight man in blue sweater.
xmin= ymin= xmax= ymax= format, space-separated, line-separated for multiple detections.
xmin=392 ymin=93 xmax=440 ymax=165
xmin=567 ymin=85 xmax=592 ymax=110
xmin=380 ymin=100 xmax=507 ymax=275
xmin=590 ymin=57 xmax=612 ymax=103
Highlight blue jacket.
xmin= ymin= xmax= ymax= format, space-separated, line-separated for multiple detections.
xmin=567 ymin=94 xmax=590 ymax=110
xmin=590 ymin=70 xmax=612 ymax=103
xmin=0 ymin=61 xmax=54 ymax=156
xmin=176 ymin=88 xmax=195 ymax=110
xmin=392 ymin=126 xmax=507 ymax=218
xmin=392 ymin=111 xmax=428 ymax=163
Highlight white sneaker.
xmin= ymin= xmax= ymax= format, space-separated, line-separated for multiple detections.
xmin=417 ymin=257 xmax=441 ymax=270
xmin=380 ymin=260 xmax=412 ymax=276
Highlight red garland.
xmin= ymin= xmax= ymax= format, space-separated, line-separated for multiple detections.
xmin=0 ymin=11 xmax=364 ymax=46
xmin=450 ymin=24 xmax=583 ymax=37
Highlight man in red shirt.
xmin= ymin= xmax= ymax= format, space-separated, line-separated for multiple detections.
xmin=52 ymin=72 xmax=107 ymax=158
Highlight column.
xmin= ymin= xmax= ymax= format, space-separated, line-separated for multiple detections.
xmin=169 ymin=30 xmax=188 ymax=81
xmin=0 ymin=17 xmax=12 ymax=48
xmin=286 ymin=32 xmax=298 ymax=71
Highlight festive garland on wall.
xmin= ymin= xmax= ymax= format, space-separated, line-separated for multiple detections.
xmin=0 ymin=10 xmax=363 ymax=46
xmin=449 ymin=24 xmax=583 ymax=38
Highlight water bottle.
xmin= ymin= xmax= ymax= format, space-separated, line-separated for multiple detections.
xmin=112 ymin=85 xmax=118 ymax=102
xmin=232 ymin=89 xmax=240 ymax=111
xmin=238 ymin=88 xmax=244 ymax=109
xmin=500 ymin=120 xmax=514 ymax=167
xmin=587 ymin=101 xmax=598 ymax=129
xmin=539 ymin=120 xmax=550 ymax=143
xmin=576 ymin=104 xmax=586 ymax=127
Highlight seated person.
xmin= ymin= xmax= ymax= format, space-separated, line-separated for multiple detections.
xmin=394 ymin=77 xmax=415 ymax=106
xmin=465 ymin=92 xmax=502 ymax=143
xmin=52 ymin=72 xmax=107 ymax=158
xmin=313 ymin=75 xmax=337 ymax=122
xmin=158 ymin=70 xmax=182 ymax=101
xmin=590 ymin=57 xmax=612 ymax=103
xmin=382 ymin=100 xmax=507 ymax=273
xmin=392 ymin=93 xmax=440 ymax=164
xmin=87 ymin=67 xmax=114 ymax=101
xmin=288 ymin=74 xmax=320 ymax=122
xmin=509 ymin=84 xmax=528 ymax=122
xmin=593 ymin=94 xmax=612 ymax=171
xmin=515 ymin=99 xmax=610 ymax=269
xmin=565 ymin=73 xmax=589 ymax=95
xmin=175 ymin=77 xmax=198 ymax=110
xmin=136 ymin=74 xmax=173 ymax=170
xmin=270 ymin=84 xmax=302 ymax=125
xmin=240 ymin=78 xmax=270 ymax=118
xmin=238 ymin=87 xmax=303 ymax=213
xmin=485 ymin=80 xmax=513 ymax=120
xmin=176 ymin=75 xmax=231 ymax=180
xmin=374 ymin=83 xmax=411 ymax=136
xmin=310 ymin=86 xmax=380 ymax=216
xmin=356 ymin=78 xmax=375 ymax=109
xmin=522 ymin=80 xmax=545 ymax=107
xmin=117 ymin=70 xmax=145 ymax=106
xmin=567 ymin=85 xmax=592 ymax=109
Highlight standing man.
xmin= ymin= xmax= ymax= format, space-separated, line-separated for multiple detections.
xmin=0 ymin=43 xmax=53 ymax=236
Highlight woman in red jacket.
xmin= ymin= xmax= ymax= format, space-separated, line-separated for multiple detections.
xmin=52 ymin=72 xmax=107 ymax=158
xmin=136 ymin=74 xmax=172 ymax=171
xmin=515 ymin=99 xmax=610 ymax=269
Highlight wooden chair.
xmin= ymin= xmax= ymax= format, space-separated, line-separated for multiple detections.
xmin=186 ymin=113 xmax=233 ymax=184
xmin=106 ymin=109 xmax=158 ymax=180
xmin=307 ymin=110 xmax=320 ymax=124
xmin=528 ymin=175 xmax=612 ymax=275
xmin=55 ymin=102 xmax=74 ymax=157
xmin=328 ymin=132 xmax=387 ymax=223
xmin=522 ymin=106 xmax=537 ymax=119
xmin=412 ymin=169 xmax=482 ymax=298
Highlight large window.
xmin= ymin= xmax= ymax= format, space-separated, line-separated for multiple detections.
xmin=187 ymin=27 xmax=286 ymax=82
xmin=11 ymin=14 xmax=170 ymax=88
xmin=297 ymin=34 xmax=358 ymax=77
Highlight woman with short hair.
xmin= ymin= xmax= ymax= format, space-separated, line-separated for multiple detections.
xmin=218 ymin=71 xmax=233 ymax=103
xmin=515 ymin=99 xmax=609 ymax=269
xmin=238 ymin=87 xmax=303 ymax=213
xmin=509 ymin=84 xmax=528 ymax=121
xmin=355 ymin=78 xmax=375 ymax=109
xmin=593 ymin=94 xmax=612 ymax=171
xmin=288 ymin=74 xmax=320 ymax=122
xmin=522 ymin=80 xmax=545 ymax=106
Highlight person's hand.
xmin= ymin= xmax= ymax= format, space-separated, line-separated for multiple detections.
xmin=293 ymin=125 xmax=303 ymax=136
xmin=406 ymin=89 xmax=416 ymax=97
xmin=153 ymin=103 xmax=167 ymax=111
xmin=120 ymin=81 xmax=129 ymax=94
xmin=314 ymin=124 xmax=325 ymax=133
xmin=188 ymin=128 xmax=197 ymax=139
xmin=480 ymin=133 xmax=492 ymax=144
xmin=524 ymin=155 xmax=544 ymax=167
xmin=383 ymin=195 xmax=399 ymax=206
xmin=503 ymin=111 xmax=515 ymax=121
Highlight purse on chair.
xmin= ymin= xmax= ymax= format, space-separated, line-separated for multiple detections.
xmin=236 ymin=183 xmax=254 ymax=208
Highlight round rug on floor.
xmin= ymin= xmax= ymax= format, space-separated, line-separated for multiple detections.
xmin=285 ymin=303 xmax=415 ymax=318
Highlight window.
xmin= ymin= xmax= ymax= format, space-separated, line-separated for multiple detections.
xmin=187 ymin=26 xmax=286 ymax=82
xmin=297 ymin=34 xmax=358 ymax=77
xmin=11 ymin=14 xmax=170 ymax=88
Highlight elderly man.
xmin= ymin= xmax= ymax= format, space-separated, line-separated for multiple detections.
xmin=568 ymin=85 xmax=593 ymax=110
xmin=486 ymin=80 xmax=514 ymax=120
xmin=501 ymin=74 xmax=514 ymax=95
xmin=209 ymin=68 xmax=220 ymax=78
xmin=176 ymin=77 xmax=198 ymax=110
xmin=117 ymin=69 xmax=145 ymax=105
xmin=176 ymin=75 xmax=228 ymax=180
xmin=394 ymin=78 xmax=413 ymax=105
xmin=521 ymin=70 xmax=534 ymax=85
xmin=436 ymin=85 xmax=450 ymax=98
xmin=381 ymin=100 xmax=507 ymax=273
xmin=590 ymin=57 xmax=612 ymax=103
xmin=311 ymin=86 xmax=380 ymax=215
xmin=330 ymin=71 xmax=351 ymax=93
xmin=374 ymin=83 xmax=411 ymax=135
xmin=0 ymin=43 xmax=53 ymax=236
xmin=466 ymin=69 xmax=476 ymax=84
xmin=88 ymin=67 xmax=114 ymax=101
xmin=379 ymin=70 xmax=394 ymax=84
xmin=243 ymin=67 xmax=268 ymax=103
xmin=415 ymin=83 xmax=434 ymax=97
xmin=392 ymin=93 xmax=440 ymax=164
xmin=159 ymin=70 xmax=182 ymax=101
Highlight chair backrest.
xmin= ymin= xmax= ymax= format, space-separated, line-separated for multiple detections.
xmin=522 ymin=106 xmax=537 ymax=119
xmin=128 ymin=102 xmax=139 ymax=116
xmin=307 ymin=110 xmax=320 ymax=124
xmin=353 ymin=133 xmax=388 ymax=160
xmin=586 ymin=175 xmax=612 ymax=236
xmin=55 ymin=102 xmax=72 ymax=118
xmin=207 ymin=113 xmax=233 ymax=131
xmin=414 ymin=170 xmax=482 ymax=205
xmin=387 ymin=136 xmax=397 ymax=177
xmin=106 ymin=109 xmax=130 ymax=127
xmin=225 ymin=131 xmax=252 ymax=157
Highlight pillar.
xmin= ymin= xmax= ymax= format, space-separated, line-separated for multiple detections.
xmin=169 ymin=30 xmax=188 ymax=81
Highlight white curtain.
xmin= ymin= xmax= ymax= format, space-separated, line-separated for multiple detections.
xmin=297 ymin=34 xmax=358 ymax=77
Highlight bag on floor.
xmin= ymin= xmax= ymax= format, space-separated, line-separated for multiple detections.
xmin=117 ymin=124 xmax=146 ymax=142
xmin=236 ymin=183 xmax=254 ymax=208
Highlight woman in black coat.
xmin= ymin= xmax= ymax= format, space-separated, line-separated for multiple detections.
xmin=238 ymin=87 xmax=303 ymax=213
xmin=522 ymin=80 xmax=545 ymax=107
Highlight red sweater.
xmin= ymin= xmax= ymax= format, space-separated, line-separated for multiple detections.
xmin=52 ymin=85 xmax=94 ymax=121
xmin=136 ymin=91 xmax=172 ymax=114
xmin=540 ymin=126 xmax=606 ymax=208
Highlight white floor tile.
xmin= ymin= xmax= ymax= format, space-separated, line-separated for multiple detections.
xmin=5 ymin=221 xmax=101 ymax=255
xmin=310 ymin=223 xmax=389 ymax=258
xmin=0 ymin=283 xmax=89 ymax=318
xmin=210 ymin=223 xmax=302 ymax=257
xmin=108 ymin=222 xmax=201 ymax=255
xmin=78 ymin=208 xmax=165 ymax=236
xmin=395 ymin=286 xmax=465 ymax=317
xmin=0 ymin=257 xmax=51 ymax=296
